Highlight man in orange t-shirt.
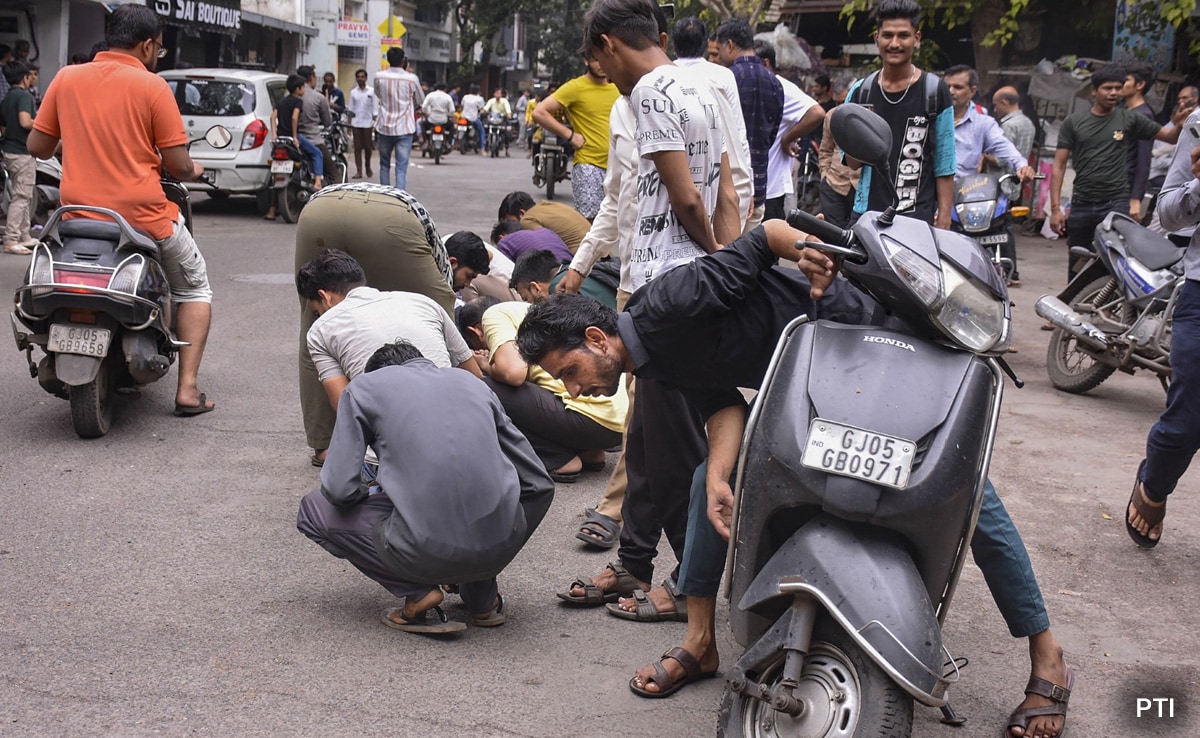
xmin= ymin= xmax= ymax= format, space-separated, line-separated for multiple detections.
xmin=29 ymin=4 xmax=215 ymax=415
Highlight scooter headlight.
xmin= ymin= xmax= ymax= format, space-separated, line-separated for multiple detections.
xmin=881 ymin=235 xmax=942 ymax=308
xmin=955 ymin=200 xmax=995 ymax=233
xmin=934 ymin=261 xmax=1005 ymax=352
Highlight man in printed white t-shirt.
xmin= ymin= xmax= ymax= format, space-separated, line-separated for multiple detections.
xmin=756 ymin=40 xmax=825 ymax=221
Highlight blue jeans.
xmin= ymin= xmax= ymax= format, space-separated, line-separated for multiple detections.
xmin=473 ymin=119 xmax=485 ymax=150
xmin=296 ymin=134 xmax=323 ymax=177
xmin=377 ymin=133 xmax=413 ymax=190
xmin=677 ymin=462 xmax=1050 ymax=639
xmin=1141 ymin=279 xmax=1200 ymax=501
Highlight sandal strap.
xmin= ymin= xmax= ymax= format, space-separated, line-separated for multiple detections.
xmin=1008 ymin=704 xmax=1067 ymax=728
xmin=1131 ymin=482 xmax=1166 ymax=526
xmin=632 ymin=589 xmax=658 ymax=618
xmin=646 ymin=660 xmax=676 ymax=692
xmin=662 ymin=647 xmax=702 ymax=679
xmin=606 ymin=561 xmax=642 ymax=595
xmin=1024 ymin=676 xmax=1071 ymax=703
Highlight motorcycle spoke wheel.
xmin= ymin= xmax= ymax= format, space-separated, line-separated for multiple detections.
xmin=1045 ymin=276 xmax=1125 ymax=394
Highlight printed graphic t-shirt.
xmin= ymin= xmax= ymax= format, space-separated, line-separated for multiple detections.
xmin=629 ymin=64 xmax=726 ymax=291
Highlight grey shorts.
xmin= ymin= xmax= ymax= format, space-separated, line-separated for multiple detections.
xmin=158 ymin=215 xmax=212 ymax=303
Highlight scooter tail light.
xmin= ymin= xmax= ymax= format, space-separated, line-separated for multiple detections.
xmin=29 ymin=245 xmax=54 ymax=296
xmin=434 ymin=125 xmax=443 ymax=134
xmin=242 ymin=119 xmax=268 ymax=150
xmin=109 ymin=256 xmax=144 ymax=294
xmin=53 ymin=268 xmax=112 ymax=293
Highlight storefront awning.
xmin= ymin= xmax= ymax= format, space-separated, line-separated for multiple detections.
xmin=242 ymin=10 xmax=319 ymax=38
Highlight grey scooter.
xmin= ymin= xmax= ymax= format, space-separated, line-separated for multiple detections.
xmin=719 ymin=106 xmax=1017 ymax=737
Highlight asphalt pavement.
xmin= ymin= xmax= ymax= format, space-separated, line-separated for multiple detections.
xmin=1 ymin=150 xmax=1197 ymax=737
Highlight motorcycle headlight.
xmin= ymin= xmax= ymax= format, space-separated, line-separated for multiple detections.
xmin=543 ymin=133 xmax=558 ymax=146
xmin=934 ymin=261 xmax=1005 ymax=352
xmin=881 ymin=235 xmax=942 ymax=308
xmin=955 ymin=201 xmax=995 ymax=233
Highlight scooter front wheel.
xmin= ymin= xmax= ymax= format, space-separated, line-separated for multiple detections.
xmin=69 ymin=357 xmax=113 ymax=439
xmin=718 ymin=624 xmax=913 ymax=738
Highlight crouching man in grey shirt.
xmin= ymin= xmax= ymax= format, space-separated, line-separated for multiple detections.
xmin=297 ymin=340 xmax=555 ymax=634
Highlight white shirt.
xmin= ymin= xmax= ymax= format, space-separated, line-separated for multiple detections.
xmin=347 ymin=85 xmax=377 ymax=129
xmin=423 ymin=89 xmax=455 ymax=124
xmin=767 ymin=75 xmax=818 ymax=199
xmin=570 ymin=97 xmax=639 ymax=293
xmin=628 ymin=64 xmax=726 ymax=291
xmin=460 ymin=94 xmax=486 ymax=122
xmin=486 ymin=245 xmax=516 ymax=282
xmin=374 ymin=67 xmax=424 ymax=136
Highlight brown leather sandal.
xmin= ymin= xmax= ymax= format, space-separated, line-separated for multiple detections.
xmin=556 ymin=561 xmax=645 ymax=606
xmin=629 ymin=647 xmax=717 ymax=699
xmin=1005 ymin=666 xmax=1074 ymax=738
xmin=1126 ymin=472 xmax=1165 ymax=548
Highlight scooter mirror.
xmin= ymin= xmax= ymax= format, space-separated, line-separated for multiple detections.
xmin=204 ymin=125 xmax=233 ymax=150
xmin=830 ymin=104 xmax=892 ymax=171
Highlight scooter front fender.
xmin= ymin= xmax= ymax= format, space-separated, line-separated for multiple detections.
xmin=737 ymin=514 xmax=953 ymax=705
xmin=54 ymin=353 xmax=103 ymax=386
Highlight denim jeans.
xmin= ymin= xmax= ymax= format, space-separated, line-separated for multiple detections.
xmin=377 ymin=133 xmax=413 ymax=190
xmin=473 ymin=119 xmax=485 ymax=150
xmin=676 ymin=462 xmax=1050 ymax=639
xmin=1141 ymin=279 xmax=1200 ymax=501
xmin=296 ymin=134 xmax=324 ymax=177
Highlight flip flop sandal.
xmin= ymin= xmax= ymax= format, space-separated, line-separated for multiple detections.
xmin=1126 ymin=464 xmax=1166 ymax=549
xmin=629 ymin=647 xmax=717 ymax=699
xmin=581 ymin=460 xmax=607 ymax=472
xmin=380 ymin=605 xmax=466 ymax=634
xmin=1005 ymin=666 xmax=1074 ymax=738
xmin=173 ymin=393 xmax=215 ymax=417
xmin=468 ymin=594 xmax=506 ymax=627
xmin=606 ymin=580 xmax=688 ymax=622
xmin=550 ymin=468 xmax=582 ymax=483
xmin=575 ymin=508 xmax=620 ymax=548
xmin=556 ymin=561 xmax=644 ymax=606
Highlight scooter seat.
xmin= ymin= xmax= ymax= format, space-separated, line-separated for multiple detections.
xmin=1110 ymin=217 xmax=1185 ymax=271
xmin=59 ymin=218 xmax=159 ymax=254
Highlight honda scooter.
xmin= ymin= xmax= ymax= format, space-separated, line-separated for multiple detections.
xmin=719 ymin=105 xmax=1015 ymax=737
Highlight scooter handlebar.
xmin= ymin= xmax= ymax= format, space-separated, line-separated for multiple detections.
xmin=785 ymin=209 xmax=866 ymax=263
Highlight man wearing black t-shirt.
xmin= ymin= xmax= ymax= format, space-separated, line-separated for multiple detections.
xmin=1049 ymin=65 xmax=1189 ymax=278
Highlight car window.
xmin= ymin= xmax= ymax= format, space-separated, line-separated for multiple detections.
xmin=266 ymin=82 xmax=288 ymax=110
xmin=167 ymin=79 xmax=255 ymax=117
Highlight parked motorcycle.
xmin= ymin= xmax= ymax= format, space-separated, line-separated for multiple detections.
xmin=719 ymin=104 xmax=1014 ymax=737
xmin=269 ymin=120 xmax=349 ymax=223
xmin=792 ymin=138 xmax=820 ymax=215
xmin=1036 ymin=211 xmax=1182 ymax=394
xmin=485 ymin=112 xmax=510 ymax=158
xmin=950 ymin=171 xmax=1042 ymax=283
xmin=456 ymin=115 xmax=480 ymax=155
xmin=532 ymin=128 xmax=571 ymax=201
xmin=9 ymin=126 xmax=231 ymax=438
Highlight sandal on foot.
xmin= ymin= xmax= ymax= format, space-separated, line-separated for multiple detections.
xmin=380 ymin=605 xmax=466 ymax=634
xmin=582 ymin=460 xmax=606 ymax=472
xmin=173 ymin=392 xmax=215 ymax=417
xmin=607 ymin=580 xmax=688 ymax=622
xmin=469 ymin=594 xmax=506 ymax=627
xmin=575 ymin=508 xmax=620 ymax=548
xmin=556 ymin=561 xmax=644 ymax=606
xmin=1126 ymin=470 xmax=1165 ymax=549
xmin=1006 ymin=666 xmax=1074 ymax=738
xmin=629 ymin=647 xmax=717 ymax=699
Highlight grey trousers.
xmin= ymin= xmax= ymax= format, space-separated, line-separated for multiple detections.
xmin=296 ymin=489 xmax=498 ymax=614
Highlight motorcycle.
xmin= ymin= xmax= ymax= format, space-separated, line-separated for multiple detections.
xmin=950 ymin=171 xmax=1042 ymax=284
xmin=719 ymin=104 xmax=1014 ymax=737
xmin=421 ymin=118 xmax=454 ymax=164
xmin=9 ymin=126 xmax=231 ymax=438
xmin=532 ymin=127 xmax=571 ymax=201
xmin=1036 ymin=211 xmax=1182 ymax=395
xmin=269 ymin=120 xmax=349 ymax=223
xmin=456 ymin=115 xmax=480 ymax=155
xmin=792 ymin=138 xmax=820 ymax=215
xmin=485 ymin=112 xmax=510 ymax=158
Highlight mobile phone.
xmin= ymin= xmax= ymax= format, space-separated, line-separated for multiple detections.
xmin=1189 ymin=125 xmax=1200 ymax=140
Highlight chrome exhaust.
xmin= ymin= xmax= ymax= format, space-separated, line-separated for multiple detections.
xmin=1035 ymin=296 xmax=1109 ymax=351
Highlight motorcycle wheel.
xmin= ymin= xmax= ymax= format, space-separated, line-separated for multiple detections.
xmin=69 ymin=357 xmax=113 ymax=439
xmin=1045 ymin=276 xmax=1125 ymax=394
xmin=278 ymin=182 xmax=306 ymax=224
xmin=796 ymin=178 xmax=821 ymax=216
xmin=546 ymin=156 xmax=557 ymax=200
xmin=433 ymin=147 xmax=442 ymax=165
xmin=718 ymin=623 xmax=912 ymax=738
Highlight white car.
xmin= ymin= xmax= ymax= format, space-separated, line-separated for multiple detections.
xmin=159 ymin=68 xmax=288 ymax=211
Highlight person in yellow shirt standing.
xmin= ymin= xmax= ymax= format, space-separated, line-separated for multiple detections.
xmin=532 ymin=56 xmax=620 ymax=219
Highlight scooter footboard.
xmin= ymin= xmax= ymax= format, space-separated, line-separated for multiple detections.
xmin=735 ymin=514 xmax=953 ymax=704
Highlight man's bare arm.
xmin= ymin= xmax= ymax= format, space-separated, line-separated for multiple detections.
xmin=712 ymin=153 xmax=739 ymax=244
xmin=490 ymin=341 xmax=530 ymax=387
xmin=648 ymin=149 xmax=721 ymax=253
xmin=934 ymin=175 xmax=954 ymax=230
xmin=27 ymin=129 xmax=58 ymax=159
xmin=1049 ymin=148 xmax=1070 ymax=234
xmin=160 ymin=144 xmax=203 ymax=181
xmin=322 ymin=375 xmax=350 ymax=411
xmin=456 ymin=357 xmax=484 ymax=379
xmin=706 ymin=403 xmax=747 ymax=540
xmin=783 ymin=106 xmax=825 ymax=147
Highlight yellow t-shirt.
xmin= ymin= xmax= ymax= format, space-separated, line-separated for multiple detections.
xmin=551 ymin=74 xmax=620 ymax=169
xmin=482 ymin=302 xmax=627 ymax=433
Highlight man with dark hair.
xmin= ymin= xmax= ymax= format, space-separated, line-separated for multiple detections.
xmin=1050 ymin=65 xmax=1189 ymax=278
xmin=421 ymin=80 xmax=455 ymax=154
xmin=460 ymin=83 xmax=486 ymax=153
xmin=755 ymin=39 xmax=824 ymax=222
xmin=443 ymin=229 xmax=492 ymax=288
xmin=945 ymin=65 xmax=1032 ymax=181
xmin=296 ymin=338 xmax=554 ymax=634
xmin=497 ymin=190 xmax=591 ymax=252
xmin=296 ymin=248 xmax=481 ymax=413
xmin=347 ymin=68 xmax=376 ymax=179
xmin=1 ymin=60 xmax=38 ymax=255
xmin=321 ymin=71 xmax=345 ymax=116
xmin=714 ymin=17 xmax=782 ymax=229
xmin=374 ymin=47 xmax=423 ymax=189
xmin=295 ymin=65 xmax=334 ymax=180
xmin=510 ymin=249 xmax=616 ymax=308
xmin=1124 ymin=63 xmax=1158 ymax=220
xmin=28 ymin=3 xmax=214 ymax=416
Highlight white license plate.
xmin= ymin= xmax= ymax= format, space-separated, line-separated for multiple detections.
xmin=976 ymin=234 xmax=1007 ymax=245
xmin=432 ymin=134 xmax=444 ymax=142
xmin=800 ymin=419 xmax=916 ymax=489
xmin=48 ymin=323 xmax=111 ymax=358
xmin=270 ymin=160 xmax=294 ymax=173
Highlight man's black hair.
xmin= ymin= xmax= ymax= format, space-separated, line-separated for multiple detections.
xmin=3 ymin=60 xmax=29 ymax=86
xmin=88 ymin=41 xmax=108 ymax=61
xmin=498 ymin=191 xmax=536 ymax=221
xmin=672 ymin=17 xmax=708 ymax=59
xmin=435 ymin=80 xmax=447 ymax=91
xmin=944 ymin=64 xmax=979 ymax=90
xmin=365 ymin=340 xmax=425 ymax=373
xmin=285 ymin=74 xmax=307 ymax=94
xmin=470 ymin=83 xmax=480 ymax=94
xmin=581 ymin=0 xmax=659 ymax=57
xmin=1127 ymin=62 xmax=1155 ymax=93
xmin=873 ymin=0 xmax=921 ymax=28
xmin=456 ymin=296 xmax=502 ymax=336
xmin=491 ymin=219 xmax=525 ymax=244
xmin=510 ymin=249 xmax=563 ymax=291
xmin=1091 ymin=65 xmax=1128 ymax=89
xmin=815 ymin=74 xmax=831 ymax=89
xmin=386 ymin=47 xmax=405 ymax=68
xmin=355 ymin=68 xmax=367 ymax=77
xmin=0 ymin=45 xmax=11 ymax=61
xmin=295 ymin=249 xmax=367 ymax=300
xmin=297 ymin=65 xmax=315 ymax=80
xmin=105 ymin=4 xmax=163 ymax=49
xmin=753 ymin=39 xmax=776 ymax=69
xmin=515 ymin=294 xmax=619 ymax=364
xmin=714 ymin=18 xmax=754 ymax=52
xmin=444 ymin=231 xmax=491 ymax=275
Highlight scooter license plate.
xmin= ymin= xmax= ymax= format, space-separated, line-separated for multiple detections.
xmin=270 ymin=160 xmax=294 ymax=174
xmin=48 ymin=323 xmax=111 ymax=358
xmin=800 ymin=419 xmax=916 ymax=489
xmin=432 ymin=134 xmax=444 ymax=142
xmin=976 ymin=234 xmax=1007 ymax=245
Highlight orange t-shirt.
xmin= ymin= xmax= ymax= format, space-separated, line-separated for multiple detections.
xmin=33 ymin=51 xmax=187 ymax=240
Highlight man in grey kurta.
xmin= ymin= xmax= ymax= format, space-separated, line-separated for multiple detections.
xmin=297 ymin=343 xmax=554 ymax=633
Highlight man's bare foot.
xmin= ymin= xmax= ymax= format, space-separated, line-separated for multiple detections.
xmin=552 ymin=456 xmax=583 ymax=475
xmin=630 ymin=640 xmax=718 ymax=696
xmin=568 ymin=565 xmax=648 ymax=600
xmin=1008 ymin=636 xmax=1071 ymax=738
xmin=388 ymin=587 xmax=443 ymax=625
xmin=614 ymin=584 xmax=677 ymax=615
xmin=1127 ymin=480 xmax=1165 ymax=542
